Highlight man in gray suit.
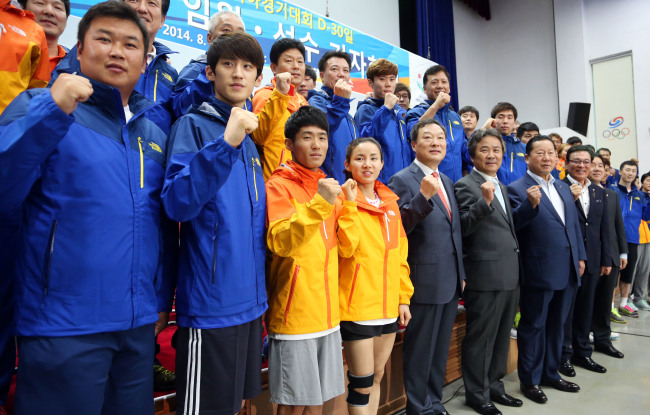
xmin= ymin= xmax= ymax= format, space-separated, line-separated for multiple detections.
xmin=454 ymin=129 xmax=523 ymax=415
xmin=389 ymin=119 xmax=465 ymax=415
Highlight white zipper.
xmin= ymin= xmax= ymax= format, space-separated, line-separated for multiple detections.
xmin=322 ymin=221 xmax=328 ymax=239
xmin=384 ymin=213 xmax=390 ymax=242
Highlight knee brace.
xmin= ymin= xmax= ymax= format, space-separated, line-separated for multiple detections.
xmin=346 ymin=371 xmax=374 ymax=406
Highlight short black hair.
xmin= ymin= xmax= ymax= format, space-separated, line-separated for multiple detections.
xmin=566 ymin=136 xmax=583 ymax=145
xmin=423 ymin=65 xmax=450 ymax=86
xmin=19 ymin=0 xmax=71 ymax=16
xmin=565 ymin=145 xmax=595 ymax=162
xmin=620 ymin=160 xmax=638 ymax=171
xmin=593 ymin=154 xmax=604 ymax=164
xmin=410 ymin=118 xmax=446 ymax=143
xmin=207 ymin=32 xmax=264 ymax=77
xmin=516 ymin=122 xmax=539 ymax=139
xmin=641 ymin=172 xmax=650 ymax=185
xmin=458 ymin=106 xmax=479 ymax=120
xmin=78 ymin=1 xmax=149 ymax=61
xmin=490 ymin=102 xmax=518 ymax=120
xmin=304 ymin=65 xmax=317 ymax=81
xmin=597 ymin=147 xmax=611 ymax=155
xmin=318 ymin=50 xmax=351 ymax=73
xmin=467 ymin=129 xmax=504 ymax=158
xmin=269 ymin=38 xmax=305 ymax=65
xmin=285 ymin=106 xmax=329 ymax=142
xmin=525 ymin=135 xmax=555 ymax=155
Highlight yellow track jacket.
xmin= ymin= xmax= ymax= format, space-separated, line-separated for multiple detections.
xmin=339 ymin=181 xmax=413 ymax=322
xmin=266 ymin=160 xmax=358 ymax=335
xmin=252 ymin=79 xmax=308 ymax=180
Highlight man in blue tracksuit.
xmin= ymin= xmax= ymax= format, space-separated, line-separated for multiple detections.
xmin=51 ymin=0 xmax=178 ymax=131
xmin=0 ymin=3 xmax=175 ymax=413
xmin=161 ymin=32 xmax=267 ymax=415
xmin=609 ymin=160 xmax=650 ymax=316
xmin=308 ymin=50 xmax=357 ymax=184
xmin=406 ymin=65 xmax=464 ymax=182
xmin=354 ymin=58 xmax=411 ymax=183
xmin=171 ymin=10 xmax=247 ymax=118
xmin=491 ymin=102 xmax=527 ymax=185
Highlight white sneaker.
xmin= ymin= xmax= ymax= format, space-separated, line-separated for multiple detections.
xmin=633 ymin=299 xmax=650 ymax=311
xmin=627 ymin=301 xmax=639 ymax=312
xmin=610 ymin=332 xmax=620 ymax=341
xmin=510 ymin=328 xmax=517 ymax=339
xmin=589 ymin=332 xmax=594 ymax=344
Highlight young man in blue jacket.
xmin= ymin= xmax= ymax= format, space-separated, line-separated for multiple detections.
xmin=492 ymin=102 xmax=527 ymax=185
xmin=405 ymin=65 xmax=464 ymax=182
xmin=0 ymin=3 xmax=175 ymax=413
xmin=354 ymin=58 xmax=411 ymax=183
xmin=308 ymin=50 xmax=357 ymax=183
xmin=161 ymin=32 xmax=267 ymax=415
xmin=610 ymin=160 xmax=650 ymax=317
xmin=171 ymin=10 xmax=246 ymax=118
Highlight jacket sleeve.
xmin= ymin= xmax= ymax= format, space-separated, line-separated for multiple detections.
xmin=0 ymin=91 xmax=74 ymax=211
xmin=169 ymin=74 xmax=213 ymax=119
xmin=507 ymin=183 xmax=539 ymax=232
xmin=388 ymin=173 xmax=434 ymax=234
xmin=161 ymin=116 xmax=240 ymax=222
xmin=454 ymin=179 xmax=495 ymax=237
xmin=613 ymin=192 xmax=628 ymax=255
xmin=156 ymin=215 xmax=178 ymax=312
xmin=643 ymin=194 xmax=650 ymax=221
xmin=336 ymin=199 xmax=359 ymax=258
xmin=599 ymin=192 xmax=612 ymax=267
xmin=405 ymin=107 xmax=422 ymax=140
xmin=251 ymin=88 xmax=290 ymax=146
xmin=266 ymin=182 xmax=334 ymax=257
xmin=398 ymin=221 xmax=413 ymax=305
xmin=358 ymin=104 xmax=393 ymax=144
xmin=29 ymin=28 xmax=51 ymax=89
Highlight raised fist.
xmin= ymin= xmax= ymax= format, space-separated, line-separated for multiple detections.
xmin=420 ymin=175 xmax=440 ymax=200
xmin=224 ymin=107 xmax=259 ymax=148
xmin=276 ymin=72 xmax=292 ymax=95
xmin=50 ymin=73 xmax=94 ymax=114
xmin=317 ymin=178 xmax=342 ymax=205
xmin=480 ymin=180 xmax=495 ymax=205
xmin=334 ymin=79 xmax=352 ymax=99
xmin=341 ymin=178 xmax=357 ymax=201
xmin=384 ymin=93 xmax=399 ymax=110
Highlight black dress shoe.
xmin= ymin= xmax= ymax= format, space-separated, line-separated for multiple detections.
xmin=467 ymin=401 xmax=501 ymax=415
xmin=558 ymin=359 xmax=576 ymax=377
xmin=571 ymin=356 xmax=607 ymax=373
xmin=491 ymin=393 xmax=523 ymax=407
xmin=520 ymin=384 xmax=547 ymax=404
xmin=594 ymin=343 xmax=624 ymax=358
xmin=540 ymin=377 xmax=580 ymax=392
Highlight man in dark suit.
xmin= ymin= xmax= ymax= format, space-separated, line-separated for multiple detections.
xmin=560 ymin=146 xmax=611 ymax=376
xmin=389 ymin=119 xmax=465 ymax=415
xmin=507 ymin=136 xmax=586 ymax=404
xmin=454 ymin=129 xmax=522 ymax=415
xmin=589 ymin=154 xmax=627 ymax=358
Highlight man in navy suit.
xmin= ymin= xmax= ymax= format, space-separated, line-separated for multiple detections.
xmin=507 ymin=136 xmax=586 ymax=404
xmin=389 ymin=119 xmax=465 ymax=415
xmin=560 ymin=146 xmax=611 ymax=376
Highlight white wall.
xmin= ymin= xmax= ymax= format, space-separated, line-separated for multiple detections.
xmin=289 ymin=0 xmax=400 ymax=47
xmin=579 ymin=0 xmax=650 ymax=172
xmin=453 ymin=0 xmax=560 ymax=130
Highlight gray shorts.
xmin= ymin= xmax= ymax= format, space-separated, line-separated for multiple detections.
xmin=268 ymin=331 xmax=345 ymax=406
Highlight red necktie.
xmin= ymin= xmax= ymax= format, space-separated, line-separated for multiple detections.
xmin=432 ymin=171 xmax=451 ymax=219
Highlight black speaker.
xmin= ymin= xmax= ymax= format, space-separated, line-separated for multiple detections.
xmin=566 ymin=102 xmax=591 ymax=136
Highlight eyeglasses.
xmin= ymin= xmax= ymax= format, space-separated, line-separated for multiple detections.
xmin=568 ymin=159 xmax=592 ymax=165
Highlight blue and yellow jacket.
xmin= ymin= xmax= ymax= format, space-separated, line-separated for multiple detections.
xmin=609 ymin=183 xmax=650 ymax=244
xmin=497 ymin=134 xmax=527 ymax=185
xmin=162 ymin=96 xmax=267 ymax=329
xmin=0 ymin=78 xmax=175 ymax=337
xmin=355 ymin=98 xmax=412 ymax=183
xmin=308 ymin=86 xmax=357 ymax=184
xmin=405 ymin=101 xmax=464 ymax=182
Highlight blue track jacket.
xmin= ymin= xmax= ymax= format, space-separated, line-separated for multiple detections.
xmin=405 ymin=100 xmax=465 ymax=182
xmin=497 ymin=134 xmax=527 ymax=185
xmin=609 ymin=182 xmax=650 ymax=244
xmin=308 ymin=86 xmax=357 ymax=184
xmin=162 ymin=97 xmax=268 ymax=329
xmin=0 ymin=79 xmax=176 ymax=337
xmin=355 ymin=98 xmax=412 ymax=183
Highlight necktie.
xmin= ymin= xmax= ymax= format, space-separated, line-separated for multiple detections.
xmin=491 ymin=176 xmax=507 ymax=213
xmin=432 ymin=171 xmax=451 ymax=219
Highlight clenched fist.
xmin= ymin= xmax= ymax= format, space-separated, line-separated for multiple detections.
xmin=420 ymin=175 xmax=440 ymax=200
xmin=481 ymin=180 xmax=495 ymax=205
xmin=318 ymin=178 xmax=342 ymax=205
xmin=275 ymin=72 xmax=292 ymax=95
xmin=569 ymin=183 xmax=582 ymax=201
xmin=341 ymin=178 xmax=357 ymax=201
xmin=384 ymin=93 xmax=399 ymax=110
xmin=434 ymin=91 xmax=451 ymax=108
xmin=334 ymin=79 xmax=352 ymax=99
xmin=526 ymin=185 xmax=542 ymax=209
xmin=50 ymin=73 xmax=94 ymax=114
xmin=224 ymin=107 xmax=259 ymax=148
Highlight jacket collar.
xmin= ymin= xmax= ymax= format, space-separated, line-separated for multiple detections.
xmin=355 ymin=180 xmax=399 ymax=212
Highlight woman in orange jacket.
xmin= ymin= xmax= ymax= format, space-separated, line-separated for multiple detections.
xmin=338 ymin=137 xmax=414 ymax=415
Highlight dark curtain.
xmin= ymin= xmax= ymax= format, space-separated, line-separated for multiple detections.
xmin=415 ymin=0 xmax=459 ymax=111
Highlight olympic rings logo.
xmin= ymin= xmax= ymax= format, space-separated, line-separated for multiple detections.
xmin=602 ymin=116 xmax=630 ymax=140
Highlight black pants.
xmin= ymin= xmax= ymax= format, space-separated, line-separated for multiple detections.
xmin=592 ymin=267 xmax=620 ymax=346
